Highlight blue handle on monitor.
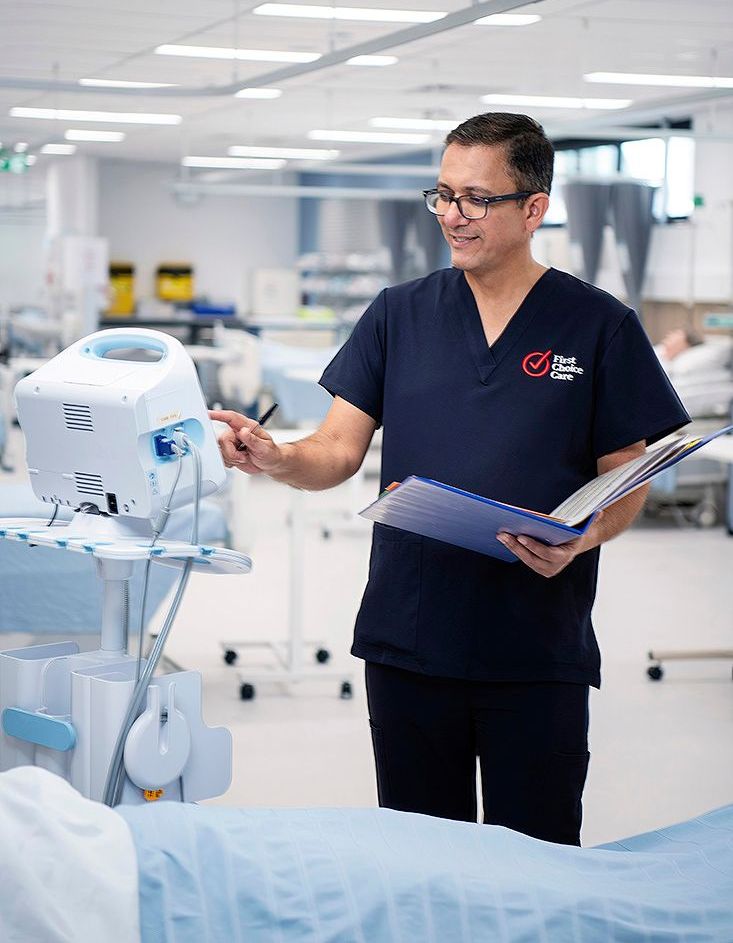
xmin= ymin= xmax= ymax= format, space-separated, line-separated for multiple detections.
xmin=82 ymin=333 xmax=169 ymax=361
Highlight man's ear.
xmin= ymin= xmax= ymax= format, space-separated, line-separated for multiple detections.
xmin=526 ymin=194 xmax=549 ymax=232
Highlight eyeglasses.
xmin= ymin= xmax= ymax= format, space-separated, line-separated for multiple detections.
xmin=423 ymin=188 xmax=535 ymax=220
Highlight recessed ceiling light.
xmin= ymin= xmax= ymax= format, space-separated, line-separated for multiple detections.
xmin=13 ymin=142 xmax=28 ymax=152
xmin=182 ymin=156 xmax=287 ymax=169
xmin=234 ymin=88 xmax=283 ymax=99
xmin=229 ymin=145 xmax=339 ymax=159
xmin=40 ymin=143 xmax=77 ymax=155
xmin=475 ymin=13 xmax=541 ymax=25
xmin=584 ymin=71 xmax=733 ymax=88
xmin=253 ymin=3 xmax=445 ymax=22
xmin=155 ymin=44 xmax=320 ymax=63
xmin=79 ymin=78 xmax=178 ymax=89
xmin=65 ymin=129 xmax=126 ymax=142
xmin=347 ymin=55 xmax=399 ymax=66
xmin=308 ymin=129 xmax=431 ymax=144
xmin=10 ymin=107 xmax=182 ymax=125
xmin=480 ymin=94 xmax=632 ymax=110
xmin=370 ymin=116 xmax=457 ymax=130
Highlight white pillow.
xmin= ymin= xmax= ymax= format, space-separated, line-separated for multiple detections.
xmin=668 ymin=338 xmax=731 ymax=378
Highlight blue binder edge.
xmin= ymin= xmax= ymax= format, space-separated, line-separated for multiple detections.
xmin=359 ymin=424 xmax=733 ymax=562
xmin=360 ymin=476 xmax=595 ymax=563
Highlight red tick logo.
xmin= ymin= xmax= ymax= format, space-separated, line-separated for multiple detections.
xmin=522 ymin=350 xmax=552 ymax=377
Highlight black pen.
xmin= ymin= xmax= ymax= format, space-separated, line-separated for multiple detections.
xmin=236 ymin=403 xmax=279 ymax=451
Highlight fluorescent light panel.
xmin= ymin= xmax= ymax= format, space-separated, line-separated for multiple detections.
xmin=480 ymin=94 xmax=631 ymax=109
xmin=182 ymin=156 xmax=287 ymax=169
xmin=234 ymin=88 xmax=283 ymax=99
xmin=40 ymin=143 xmax=77 ymax=155
xmin=371 ymin=116 xmax=456 ymax=130
xmin=14 ymin=142 xmax=28 ymax=152
xmin=584 ymin=71 xmax=733 ymax=88
xmin=347 ymin=55 xmax=398 ymax=66
xmin=253 ymin=3 xmax=445 ymax=22
xmin=309 ymin=129 xmax=431 ymax=143
xmin=79 ymin=78 xmax=178 ymax=88
xmin=65 ymin=129 xmax=126 ymax=142
xmin=155 ymin=44 xmax=320 ymax=63
xmin=10 ymin=107 xmax=181 ymax=125
xmin=475 ymin=13 xmax=540 ymax=25
xmin=229 ymin=145 xmax=339 ymax=159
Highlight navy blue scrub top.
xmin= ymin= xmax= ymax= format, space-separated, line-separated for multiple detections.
xmin=320 ymin=267 xmax=690 ymax=687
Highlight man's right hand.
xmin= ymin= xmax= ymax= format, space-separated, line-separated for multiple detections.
xmin=209 ymin=409 xmax=283 ymax=475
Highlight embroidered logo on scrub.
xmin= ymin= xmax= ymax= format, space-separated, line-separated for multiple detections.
xmin=522 ymin=350 xmax=552 ymax=377
xmin=522 ymin=350 xmax=585 ymax=381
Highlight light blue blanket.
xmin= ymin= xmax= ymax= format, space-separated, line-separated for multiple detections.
xmin=119 ymin=802 xmax=733 ymax=942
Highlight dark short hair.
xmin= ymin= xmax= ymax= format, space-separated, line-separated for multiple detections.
xmin=445 ymin=113 xmax=554 ymax=195
xmin=684 ymin=329 xmax=703 ymax=347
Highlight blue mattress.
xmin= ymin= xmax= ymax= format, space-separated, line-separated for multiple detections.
xmin=118 ymin=802 xmax=733 ymax=942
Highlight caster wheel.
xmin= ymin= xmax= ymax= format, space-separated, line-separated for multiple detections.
xmin=223 ymin=649 xmax=238 ymax=666
xmin=340 ymin=681 xmax=353 ymax=699
xmin=240 ymin=682 xmax=256 ymax=700
xmin=694 ymin=505 xmax=717 ymax=528
xmin=315 ymin=648 xmax=331 ymax=664
xmin=647 ymin=665 xmax=664 ymax=681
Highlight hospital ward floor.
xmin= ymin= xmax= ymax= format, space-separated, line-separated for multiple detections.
xmin=3 ymin=432 xmax=733 ymax=847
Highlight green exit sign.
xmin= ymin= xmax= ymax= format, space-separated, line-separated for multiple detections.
xmin=0 ymin=149 xmax=30 ymax=173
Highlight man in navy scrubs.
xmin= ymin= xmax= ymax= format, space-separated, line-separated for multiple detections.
xmin=212 ymin=113 xmax=689 ymax=845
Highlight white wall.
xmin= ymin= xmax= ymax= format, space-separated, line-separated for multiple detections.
xmin=98 ymin=161 xmax=299 ymax=314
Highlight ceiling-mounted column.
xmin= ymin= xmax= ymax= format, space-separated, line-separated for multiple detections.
xmin=378 ymin=201 xmax=418 ymax=283
xmin=610 ymin=180 xmax=657 ymax=319
xmin=413 ymin=203 xmax=450 ymax=275
xmin=563 ymin=180 xmax=612 ymax=285
xmin=44 ymin=155 xmax=108 ymax=339
xmin=46 ymin=155 xmax=99 ymax=239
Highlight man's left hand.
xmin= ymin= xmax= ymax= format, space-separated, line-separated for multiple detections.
xmin=496 ymin=532 xmax=589 ymax=578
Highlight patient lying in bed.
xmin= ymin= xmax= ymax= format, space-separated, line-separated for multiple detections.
xmin=655 ymin=329 xmax=733 ymax=418
xmin=2 ymin=767 xmax=732 ymax=943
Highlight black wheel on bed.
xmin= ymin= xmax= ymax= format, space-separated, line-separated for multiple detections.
xmin=223 ymin=649 xmax=238 ymax=665
xmin=647 ymin=665 xmax=664 ymax=681
xmin=315 ymin=648 xmax=331 ymax=664
xmin=340 ymin=681 xmax=353 ymax=699
xmin=240 ymin=682 xmax=256 ymax=700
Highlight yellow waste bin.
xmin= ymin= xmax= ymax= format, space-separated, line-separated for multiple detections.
xmin=108 ymin=262 xmax=135 ymax=316
xmin=156 ymin=263 xmax=194 ymax=303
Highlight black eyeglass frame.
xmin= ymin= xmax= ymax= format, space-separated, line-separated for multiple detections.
xmin=422 ymin=188 xmax=536 ymax=219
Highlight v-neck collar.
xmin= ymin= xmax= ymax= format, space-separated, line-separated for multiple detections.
xmin=456 ymin=267 xmax=558 ymax=384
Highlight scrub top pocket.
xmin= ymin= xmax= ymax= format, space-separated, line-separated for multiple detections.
xmin=356 ymin=525 xmax=422 ymax=655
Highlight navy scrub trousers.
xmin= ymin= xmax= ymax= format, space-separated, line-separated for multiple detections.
xmin=366 ymin=662 xmax=590 ymax=846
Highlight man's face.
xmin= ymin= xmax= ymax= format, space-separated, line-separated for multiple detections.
xmin=435 ymin=142 xmax=537 ymax=277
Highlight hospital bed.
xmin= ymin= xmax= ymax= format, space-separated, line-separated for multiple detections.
xmin=1 ymin=765 xmax=732 ymax=943
xmin=647 ymin=339 xmax=733 ymax=526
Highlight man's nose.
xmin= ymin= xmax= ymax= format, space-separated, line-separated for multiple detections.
xmin=442 ymin=200 xmax=467 ymax=225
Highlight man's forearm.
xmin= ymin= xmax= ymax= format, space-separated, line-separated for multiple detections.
xmin=581 ymin=483 xmax=650 ymax=552
xmin=268 ymin=430 xmax=360 ymax=491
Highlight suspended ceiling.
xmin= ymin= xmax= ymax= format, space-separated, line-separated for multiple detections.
xmin=1 ymin=0 xmax=732 ymax=170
